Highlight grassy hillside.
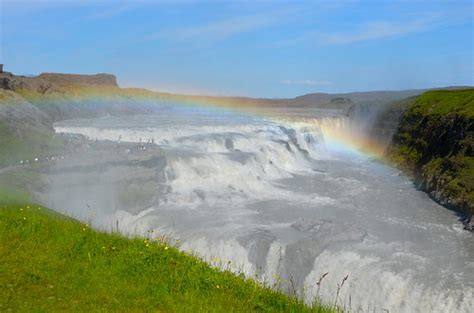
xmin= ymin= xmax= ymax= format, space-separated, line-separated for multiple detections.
xmin=388 ymin=89 xmax=474 ymax=214
xmin=408 ymin=89 xmax=474 ymax=117
xmin=0 ymin=204 xmax=334 ymax=313
xmin=0 ymin=119 xmax=63 ymax=167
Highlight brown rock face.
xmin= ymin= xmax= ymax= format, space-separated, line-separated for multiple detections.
xmin=38 ymin=73 xmax=118 ymax=87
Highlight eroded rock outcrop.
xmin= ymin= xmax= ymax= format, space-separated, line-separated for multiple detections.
xmin=387 ymin=89 xmax=474 ymax=215
xmin=38 ymin=73 xmax=118 ymax=87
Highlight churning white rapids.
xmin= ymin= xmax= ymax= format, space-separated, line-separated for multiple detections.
xmin=52 ymin=107 xmax=473 ymax=312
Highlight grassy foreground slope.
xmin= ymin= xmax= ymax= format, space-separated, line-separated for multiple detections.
xmin=0 ymin=204 xmax=333 ymax=313
xmin=387 ymin=89 xmax=474 ymax=214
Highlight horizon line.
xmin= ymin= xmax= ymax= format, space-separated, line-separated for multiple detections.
xmin=5 ymin=69 xmax=473 ymax=100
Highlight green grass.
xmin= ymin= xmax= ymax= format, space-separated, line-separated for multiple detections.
xmin=0 ymin=168 xmax=45 ymax=206
xmin=0 ymin=204 xmax=335 ymax=313
xmin=407 ymin=89 xmax=474 ymax=118
xmin=0 ymin=185 xmax=31 ymax=205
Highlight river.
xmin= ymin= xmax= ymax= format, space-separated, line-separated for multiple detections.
xmin=49 ymin=106 xmax=473 ymax=312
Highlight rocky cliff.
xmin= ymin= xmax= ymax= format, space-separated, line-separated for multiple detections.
xmin=0 ymin=72 xmax=118 ymax=92
xmin=386 ymin=89 xmax=474 ymax=215
xmin=0 ymin=72 xmax=122 ymax=166
xmin=38 ymin=73 xmax=118 ymax=87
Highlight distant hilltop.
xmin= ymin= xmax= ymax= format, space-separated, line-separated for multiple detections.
xmin=0 ymin=70 xmax=118 ymax=93
xmin=38 ymin=73 xmax=118 ymax=87
xmin=0 ymin=68 xmax=471 ymax=115
xmin=0 ymin=69 xmax=430 ymax=113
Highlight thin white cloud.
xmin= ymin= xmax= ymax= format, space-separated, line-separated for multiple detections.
xmin=86 ymin=3 xmax=139 ymax=20
xmin=147 ymin=8 xmax=294 ymax=42
xmin=2 ymin=0 xmax=196 ymax=15
xmin=177 ymin=15 xmax=274 ymax=40
xmin=276 ymin=10 xmax=469 ymax=47
xmin=283 ymin=80 xmax=332 ymax=86
xmin=317 ymin=16 xmax=437 ymax=45
xmin=85 ymin=0 xmax=199 ymax=20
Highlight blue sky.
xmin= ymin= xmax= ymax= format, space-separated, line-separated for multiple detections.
xmin=1 ymin=0 xmax=473 ymax=97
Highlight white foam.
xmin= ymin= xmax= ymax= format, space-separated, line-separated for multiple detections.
xmin=52 ymin=113 xmax=474 ymax=312
xmin=305 ymin=250 xmax=474 ymax=313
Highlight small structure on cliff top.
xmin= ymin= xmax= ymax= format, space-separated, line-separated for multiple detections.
xmin=0 ymin=64 xmax=3 ymax=73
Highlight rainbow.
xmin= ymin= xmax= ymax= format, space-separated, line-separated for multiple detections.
xmin=17 ymin=84 xmax=388 ymax=159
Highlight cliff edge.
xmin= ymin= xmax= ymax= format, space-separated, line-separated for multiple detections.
xmin=386 ymin=89 xmax=474 ymax=215
xmin=38 ymin=73 xmax=118 ymax=87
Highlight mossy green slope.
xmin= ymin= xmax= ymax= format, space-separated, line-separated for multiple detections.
xmin=388 ymin=89 xmax=474 ymax=214
xmin=0 ymin=205 xmax=334 ymax=313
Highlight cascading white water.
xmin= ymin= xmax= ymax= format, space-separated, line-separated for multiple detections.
xmin=50 ymin=108 xmax=473 ymax=313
